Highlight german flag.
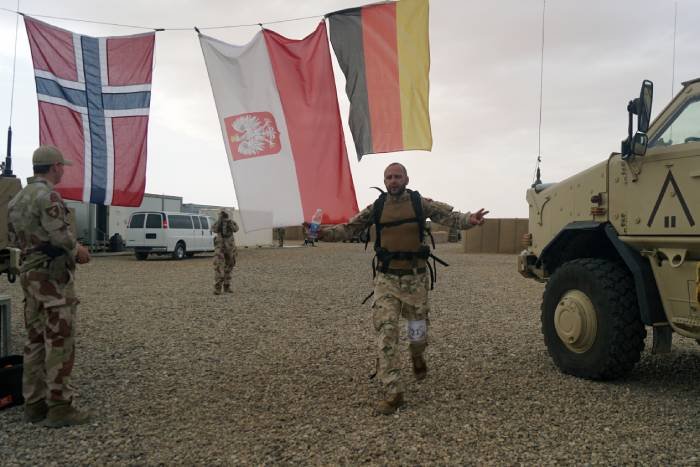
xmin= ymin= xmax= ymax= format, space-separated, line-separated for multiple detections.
xmin=329 ymin=0 xmax=431 ymax=159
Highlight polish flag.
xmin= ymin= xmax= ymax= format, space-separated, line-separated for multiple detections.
xmin=199 ymin=22 xmax=358 ymax=232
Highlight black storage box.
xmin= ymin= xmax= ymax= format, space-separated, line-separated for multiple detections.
xmin=0 ymin=355 xmax=24 ymax=410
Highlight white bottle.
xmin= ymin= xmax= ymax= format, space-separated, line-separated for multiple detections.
xmin=308 ymin=208 xmax=323 ymax=239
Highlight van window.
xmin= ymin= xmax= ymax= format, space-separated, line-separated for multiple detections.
xmin=199 ymin=217 xmax=209 ymax=229
xmin=193 ymin=216 xmax=201 ymax=229
xmin=146 ymin=214 xmax=162 ymax=229
xmin=129 ymin=214 xmax=145 ymax=228
xmin=168 ymin=215 xmax=194 ymax=229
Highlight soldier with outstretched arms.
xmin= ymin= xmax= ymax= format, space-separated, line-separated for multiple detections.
xmin=316 ymin=162 xmax=488 ymax=415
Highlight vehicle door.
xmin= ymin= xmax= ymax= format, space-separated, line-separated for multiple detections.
xmin=167 ymin=214 xmax=195 ymax=252
xmin=192 ymin=215 xmax=203 ymax=251
xmin=126 ymin=213 xmax=145 ymax=247
xmin=199 ymin=216 xmax=214 ymax=251
xmin=144 ymin=212 xmax=165 ymax=248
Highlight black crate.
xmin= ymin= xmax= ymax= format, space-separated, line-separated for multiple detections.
xmin=0 ymin=355 xmax=23 ymax=410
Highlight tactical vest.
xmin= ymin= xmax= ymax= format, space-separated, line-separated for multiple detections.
xmin=372 ymin=189 xmax=428 ymax=271
xmin=217 ymin=219 xmax=233 ymax=238
xmin=362 ymin=189 xmax=448 ymax=302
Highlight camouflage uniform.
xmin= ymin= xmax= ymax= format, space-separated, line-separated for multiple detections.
xmin=212 ymin=214 xmax=239 ymax=293
xmin=323 ymin=192 xmax=475 ymax=395
xmin=8 ymin=176 xmax=79 ymax=408
xmin=277 ymin=228 xmax=285 ymax=248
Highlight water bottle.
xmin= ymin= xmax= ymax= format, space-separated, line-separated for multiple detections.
xmin=308 ymin=208 xmax=323 ymax=240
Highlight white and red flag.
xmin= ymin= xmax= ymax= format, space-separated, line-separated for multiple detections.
xmin=24 ymin=16 xmax=155 ymax=206
xmin=199 ymin=22 xmax=358 ymax=231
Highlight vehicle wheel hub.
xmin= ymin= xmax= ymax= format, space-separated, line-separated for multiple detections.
xmin=554 ymin=290 xmax=597 ymax=353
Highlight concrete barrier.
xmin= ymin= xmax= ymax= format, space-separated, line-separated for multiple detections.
xmin=462 ymin=218 xmax=528 ymax=254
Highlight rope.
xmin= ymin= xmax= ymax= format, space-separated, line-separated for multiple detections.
xmin=0 ymin=6 xmax=325 ymax=31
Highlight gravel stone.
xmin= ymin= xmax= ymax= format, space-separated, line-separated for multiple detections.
xmin=1 ymin=243 xmax=700 ymax=465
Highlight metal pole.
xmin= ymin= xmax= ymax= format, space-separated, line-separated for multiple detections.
xmin=3 ymin=126 xmax=15 ymax=177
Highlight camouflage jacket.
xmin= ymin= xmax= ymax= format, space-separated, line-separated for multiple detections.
xmin=8 ymin=176 xmax=77 ymax=269
xmin=212 ymin=217 xmax=239 ymax=239
xmin=322 ymin=191 xmax=475 ymax=243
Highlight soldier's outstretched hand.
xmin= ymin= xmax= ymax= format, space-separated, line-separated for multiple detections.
xmin=469 ymin=208 xmax=489 ymax=226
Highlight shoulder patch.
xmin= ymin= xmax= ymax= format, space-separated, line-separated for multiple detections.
xmin=45 ymin=205 xmax=61 ymax=219
xmin=49 ymin=192 xmax=61 ymax=202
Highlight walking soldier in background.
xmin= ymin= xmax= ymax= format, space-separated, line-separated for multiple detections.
xmin=318 ymin=162 xmax=488 ymax=415
xmin=8 ymin=146 xmax=92 ymax=427
xmin=212 ymin=210 xmax=239 ymax=294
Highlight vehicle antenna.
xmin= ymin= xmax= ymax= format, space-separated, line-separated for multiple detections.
xmin=671 ymin=1 xmax=677 ymax=100
xmin=532 ymin=0 xmax=546 ymax=188
xmin=3 ymin=0 xmax=20 ymax=177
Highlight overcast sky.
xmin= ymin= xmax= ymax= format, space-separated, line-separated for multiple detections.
xmin=1 ymin=0 xmax=699 ymax=218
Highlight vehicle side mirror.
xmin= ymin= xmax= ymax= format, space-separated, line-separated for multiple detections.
xmin=632 ymin=131 xmax=648 ymax=156
xmin=622 ymin=79 xmax=654 ymax=160
xmin=638 ymin=80 xmax=653 ymax=133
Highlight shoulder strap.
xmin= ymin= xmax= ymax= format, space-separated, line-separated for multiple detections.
xmin=409 ymin=190 xmax=425 ymax=243
xmin=371 ymin=192 xmax=387 ymax=250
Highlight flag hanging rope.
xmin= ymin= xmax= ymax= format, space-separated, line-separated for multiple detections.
xmin=0 ymin=6 xmax=325 ymax=31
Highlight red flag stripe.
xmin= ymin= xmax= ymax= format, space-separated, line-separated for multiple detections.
xmin=263 ymin=23 xmax=358 ymax=224
xmin=361 ymin=3 xmax=403 ymax=153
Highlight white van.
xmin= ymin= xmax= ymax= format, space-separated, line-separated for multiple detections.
xmin=126 ymin=211 xmax=215 ymax=260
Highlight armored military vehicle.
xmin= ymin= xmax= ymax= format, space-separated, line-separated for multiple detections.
xmin=519 ymin=79 xmax=700 ymax=380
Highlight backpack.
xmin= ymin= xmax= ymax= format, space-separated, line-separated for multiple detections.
xmin=361 ymin=189 xmax=448 ymax=304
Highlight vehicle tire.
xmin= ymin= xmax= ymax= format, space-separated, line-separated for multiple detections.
xmin=135 ymin=252 xmax=148 ymax=261
xmin=541 ymin=258 xmax=646 ymax=380
xmin=172 ymin=242 xmax=186 ymax=260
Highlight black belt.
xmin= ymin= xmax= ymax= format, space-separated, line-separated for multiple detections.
xmin=383 ymin=267 xmax=426 ymax=276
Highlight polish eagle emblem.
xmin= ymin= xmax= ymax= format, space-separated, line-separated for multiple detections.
xmin=224 ymin=112 xmax=282 ymax=160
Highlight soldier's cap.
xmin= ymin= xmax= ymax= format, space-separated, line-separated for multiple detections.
xmin=220 ymin=210 xmax=229 ymax=217
xmin=32 ymin=145 xmax=73 ymax=166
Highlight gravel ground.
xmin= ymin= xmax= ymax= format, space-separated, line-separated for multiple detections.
xmin=1 ymin=242 xmax=700 ymax=465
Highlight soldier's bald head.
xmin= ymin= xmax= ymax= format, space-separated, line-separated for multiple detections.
xmin=385 ymin=162 xmax=407 ymax=177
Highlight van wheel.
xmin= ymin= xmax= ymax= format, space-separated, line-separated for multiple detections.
xmin=135 ymin=252 xmax=148 ymax=261
xmin=541 ymin=258 xmax=646 ymax=380
xmin=173 ymin=243 xmax=186 ymax=260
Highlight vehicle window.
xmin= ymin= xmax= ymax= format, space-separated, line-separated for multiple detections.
xmin=650 ymin=98 xmax=700 ymax=148
xmin=128 ymin=213 xmax=145 ymax=228
xmin=146 ymin=214 xmax=162 ymax=229
xmin=200 ymin=217 xmax=209 ymax=229
xmin=168 ymin=215 xmax=194 ymax=229
xmin=193 ymin=216 xmax=201 ymax=229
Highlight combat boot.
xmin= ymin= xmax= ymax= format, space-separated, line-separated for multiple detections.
xmin=23 ymin=400 xmax=48 ymax=423
xmin=214 ymin=285 xmax=222 ymax=295
xmin=375 ymin=392 xmax=405 ymax=415
xmin=223 ymin=285 xmax=233 ymax=294
xmin=412 ymin=354 xmax=427 ymax=381
xmin=41 ymin=403 xmax=91 ymax=428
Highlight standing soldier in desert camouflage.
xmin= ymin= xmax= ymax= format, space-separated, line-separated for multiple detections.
xmin=8 ymin=146 xmax=92 ymax=427
xmin=212 ymin=210 xmax=238 ymax=294
xmin=318 ymin=162 xmax=488 ymax=415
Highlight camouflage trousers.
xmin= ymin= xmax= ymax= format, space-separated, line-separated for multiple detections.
xmin=372 ymin=271 xmax=430 ymax=395
xmin=213 ymin=238 xmax=236 ymax=290
xmin=20 ymin=268 xmax=79 ymax=407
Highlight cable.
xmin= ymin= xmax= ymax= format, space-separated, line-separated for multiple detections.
xmin=0 ymin=6 xmax=324 ymax=31
xmin=8 ymin=0 xmax=20 ymax=126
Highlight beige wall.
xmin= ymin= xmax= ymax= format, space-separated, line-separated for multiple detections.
xmin=462 ymin=218 xmax=528 ymax=254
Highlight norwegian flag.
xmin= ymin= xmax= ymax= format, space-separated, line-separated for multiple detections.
xmin=24 ymin=16 xmax=155 ymax=206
